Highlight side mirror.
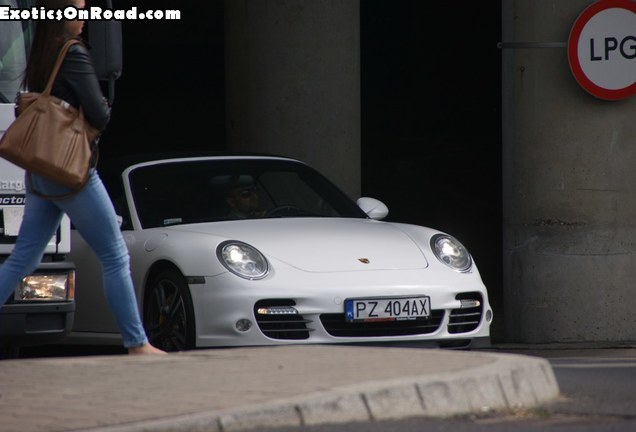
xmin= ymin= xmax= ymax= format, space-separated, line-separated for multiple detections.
xmin=357 ymin=197 xmax=389 ymax=220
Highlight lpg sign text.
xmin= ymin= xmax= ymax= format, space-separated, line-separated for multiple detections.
xmin=568 ymin=0 xmax=636 ymax=100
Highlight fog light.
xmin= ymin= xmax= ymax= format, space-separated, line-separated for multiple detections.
xmin=486 ymin=309 xmax=493 ymax=322
xmin=236 ymin=319 xmax=252 ymax=332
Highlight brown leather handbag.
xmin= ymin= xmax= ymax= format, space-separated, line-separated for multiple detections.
xmin=0 ymin=39 xmax=100 ymax=192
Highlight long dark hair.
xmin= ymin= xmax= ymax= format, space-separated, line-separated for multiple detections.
xmin=23 ymin=0 xmax=78 ymax=92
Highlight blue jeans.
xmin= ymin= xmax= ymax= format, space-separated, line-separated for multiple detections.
xmin=0 ymin=170 xmax=148 ymax=348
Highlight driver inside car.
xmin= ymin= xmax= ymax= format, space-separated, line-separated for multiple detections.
xmin=225 ymin=176 xmax=266 ymax=219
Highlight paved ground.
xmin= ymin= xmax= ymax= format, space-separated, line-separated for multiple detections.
xmin=0 ymin=345 xmax=560 ymax=432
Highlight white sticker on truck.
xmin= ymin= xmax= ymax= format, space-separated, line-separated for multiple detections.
xmin=2 ymin=206 xmax=23 ymax=236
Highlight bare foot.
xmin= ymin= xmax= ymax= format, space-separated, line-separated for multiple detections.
xmin=128 ymin=343 xmax=167 ymax=355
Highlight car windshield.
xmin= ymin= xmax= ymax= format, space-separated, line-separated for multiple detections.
xmin=125 ymin=158 xmax=368 ymax=228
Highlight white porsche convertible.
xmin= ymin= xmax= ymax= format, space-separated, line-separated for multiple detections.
xmin=67 ymin=154 xmax=493 ymax=351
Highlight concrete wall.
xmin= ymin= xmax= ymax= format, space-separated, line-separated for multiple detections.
xmin=223 ymin=0 xmax=636 ymax=343
xmin=224 ymin=0 xmax=361 ymax=199
xmin=502 ymin=0 xmax=636 ymax=342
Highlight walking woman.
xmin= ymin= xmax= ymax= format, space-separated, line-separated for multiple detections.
xmin=0 ymin=0 xmax=164 ymax=355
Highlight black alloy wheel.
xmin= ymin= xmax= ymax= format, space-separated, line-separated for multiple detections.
xmin=143 ymin=268 xmax=195 ymax=352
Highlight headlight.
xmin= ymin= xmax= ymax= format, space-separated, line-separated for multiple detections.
xmin=217 ymin=240 xmax=269 ymax=280
xmin=430 ymin=234 xmax=472 ymax=272
xmin=14 ymin=272 xmax=75 ymax=301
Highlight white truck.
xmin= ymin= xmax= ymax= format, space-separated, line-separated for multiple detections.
xmin=0 ymin=0 xmax=121 ymax=356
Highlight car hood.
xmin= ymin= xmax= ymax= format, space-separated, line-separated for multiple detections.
xmin=167 ymin=218 xmax=429 ymax=272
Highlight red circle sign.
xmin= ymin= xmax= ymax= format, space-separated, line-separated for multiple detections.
xmin=568 ymin=0 xmax=636 ymax=100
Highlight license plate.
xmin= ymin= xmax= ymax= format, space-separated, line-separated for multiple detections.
xmin=345 ymin=296 xmax=431 ymax=322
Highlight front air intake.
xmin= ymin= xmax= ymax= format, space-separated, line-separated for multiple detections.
xmin=448 ymin=292 xmax=483 ymax=334
xmin=320 ymin=310 xmax=444 ymax=337
xmin=254 ymin=299 xmax=311 ymax=340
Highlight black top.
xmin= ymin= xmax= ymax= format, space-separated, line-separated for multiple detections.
xmin=51 ymin=42 xmax=110 ymax=131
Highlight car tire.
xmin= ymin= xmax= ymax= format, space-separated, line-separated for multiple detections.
xmin=143 ymin=267 xmax=196 ymax=352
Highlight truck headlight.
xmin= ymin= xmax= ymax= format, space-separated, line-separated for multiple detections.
xmin=14 ymin=272 xmax=75 ymax=301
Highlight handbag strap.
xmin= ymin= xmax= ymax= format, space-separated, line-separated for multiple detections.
xmin=41 ymin=39 xmax=80 ymax=96
xmin=27 ymin=39 xmax=92 ymax=201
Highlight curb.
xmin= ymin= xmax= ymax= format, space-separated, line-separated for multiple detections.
xmin=88 ymin=352 xmax=559 ymax=432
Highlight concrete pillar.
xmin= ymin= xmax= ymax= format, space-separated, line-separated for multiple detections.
xmin=224 ymin=0 xmax=361 ymax=199
xmin=502 ymin=0 xmax=636 ymax=342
